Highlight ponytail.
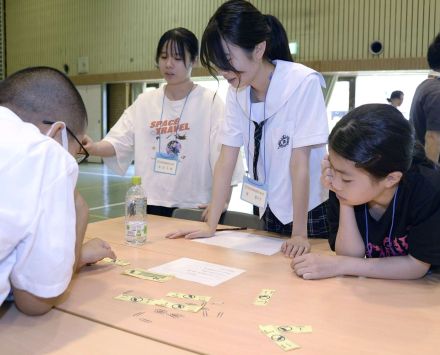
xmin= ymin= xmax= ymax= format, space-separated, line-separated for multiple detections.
xmin=201 ymin=0 xmax=292 ymax=76
xmin=264 ymin=15 xmax=293 ymax=62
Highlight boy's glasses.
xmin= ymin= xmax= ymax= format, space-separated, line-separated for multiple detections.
xmin=42 ymin=120 xmax=89 ymax=164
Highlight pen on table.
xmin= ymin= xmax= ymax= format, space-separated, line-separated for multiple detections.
xmin=215 ymin=226 xmax=247 ymax=231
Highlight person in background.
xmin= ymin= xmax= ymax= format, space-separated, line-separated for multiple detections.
xmin=0 ymin=67 xmax=115 ymax=315
xmin=427 ymin=70 xmax=440 ymax=79
xmin=84 ymin=28 xmax=243 ymax=219
xmin=292 ymin=104 xmax=440 ymax=280
xmin=410 ymin=32 xmax=440 ymax=163
xmin=387 ymin=90 xmax=404 ymax=108
xmin=167 ymin=0 xmax=329 ymax=258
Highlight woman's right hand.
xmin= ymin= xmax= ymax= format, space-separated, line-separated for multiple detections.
xmin=165 ymin=224 xmax=216 ymax=239
xmin=320 ymin=154 xmax=334 ymax=191
xmin=82 ymin=135 xmax=97 ymax=155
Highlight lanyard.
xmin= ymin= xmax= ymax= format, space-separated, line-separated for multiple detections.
xmin=364 ymin=186 xmax=399 ymax=257
xmin=157 ymin=84 xmax=194 ymax=153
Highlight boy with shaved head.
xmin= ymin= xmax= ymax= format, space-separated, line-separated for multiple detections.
xmin=0 ymin=67 xmax=115 ymax=315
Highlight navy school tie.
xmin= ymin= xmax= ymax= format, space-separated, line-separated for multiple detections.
xmin=253 ymin=120 xmax=266 ymax=181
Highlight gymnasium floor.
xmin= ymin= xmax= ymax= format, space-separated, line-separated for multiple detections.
xmin=77 ymin=163 xmax=251 ymax=224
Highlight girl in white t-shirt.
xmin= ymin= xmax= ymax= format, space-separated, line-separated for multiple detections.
xmin=84 ymin=28 xmax=242 ymax=217
xmin=167 ymin=0 xmax=329 ymax=258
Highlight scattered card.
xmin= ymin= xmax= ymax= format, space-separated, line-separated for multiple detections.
xmin=123 ymin=268 xmax=173 ymax=282
xmin=153 ymin=299 xmax=204 ymax=313
xmin=114 ymin=293 xmax=203 ymax=313
xmin=259 ymin=325 xmax=301 ymax=351
xmin=101 ymin=257 xmax=130 ymax=266
xmin=114 ymin=293 xmax=157 ymax=305
xmin=166 ymin=292 xmax=211 ymax=302
xmin=254 ymin=289 xmax=275 ymax=306
xmin=274 ymin=325 xmax=313 ymax=334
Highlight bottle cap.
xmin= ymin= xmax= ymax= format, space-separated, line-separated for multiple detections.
xmin=132 ymin=176 xmax=142 ymax=185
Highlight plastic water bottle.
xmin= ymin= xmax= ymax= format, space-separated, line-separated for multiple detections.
xmin=125 ymin=176 xmax=147 ymax=245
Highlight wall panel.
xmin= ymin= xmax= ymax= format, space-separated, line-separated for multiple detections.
xmin=5 ymin=0 xmax=440 ymax=83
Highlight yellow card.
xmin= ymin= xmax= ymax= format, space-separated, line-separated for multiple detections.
xmin=154 ymin=299 xmax=204 ymax=313
xmin=114 ymin=293 xmax=157 ymax=305
xmin=166 ymin=292 xmax=211 ymax=302
xmin=115 ymin=294 xmax=203 ymax=313
xmin=275 ymin=325 xmax=313 ymax=334
xmin=123 ymin=268 xmax=173 ymax=282
xmin=259 ymin=325 xmax=301 ymax=351
xmin=101 ymin=257 xmax=130 ymax=266
xmin=254 ymin=289 xmax=275 ymax=306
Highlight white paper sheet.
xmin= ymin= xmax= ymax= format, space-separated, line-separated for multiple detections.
xmin=192 ymin=231 xmax=284 ymax=256
xmin=148 ymin=257 xmax=245 ymax=287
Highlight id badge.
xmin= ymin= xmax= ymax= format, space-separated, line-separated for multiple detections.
xmin=240 ymin=176 xmax=268 ymax=208
xmin=154 ymin=152 xmax=178 ymax=175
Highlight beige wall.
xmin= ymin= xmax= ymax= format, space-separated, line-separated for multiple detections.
xmin=5 ymin=0 xmax=440 ymax=83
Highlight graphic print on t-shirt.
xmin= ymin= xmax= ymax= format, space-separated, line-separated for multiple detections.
xmin=149 ymin=118 xmax=191 ymax=159
xmin=367 ymin=235 xmax=409 ymax=258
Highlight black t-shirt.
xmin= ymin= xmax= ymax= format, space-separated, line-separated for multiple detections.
xmin=328 ymin=163 xmax=440 ymax=266
xmin=410 ymin=78 xmax=440 ymax=147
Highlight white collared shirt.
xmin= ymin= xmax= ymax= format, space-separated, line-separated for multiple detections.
xmin=0 ymin=107 xmax=77 ymax=304
xmin=219 ymin=61 xmax=329 ymax=224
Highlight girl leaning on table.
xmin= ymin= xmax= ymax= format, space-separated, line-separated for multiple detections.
xmin=292 ymin=104 xmax=440 ymax=280
xmin=166 ymin=0 xmax=329 ymax=258
xmin=83 ymin=27 xmax=243 ymax=217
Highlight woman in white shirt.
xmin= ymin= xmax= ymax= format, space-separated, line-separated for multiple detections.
xmin=84 ymin=28 xmax=242 ymax=217
xmin=167 ymin=0 xmax=329 ymax=258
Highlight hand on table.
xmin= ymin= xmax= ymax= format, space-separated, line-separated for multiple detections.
xmin=281 ymin=235 xmax=311 ymax=258
xmin=78 ymin=238 xmax=116 ymax=269
xmin=165 ymin=224 xmax=215 ymax=240
xmin=291 ymin=253 xmax=342 ymax=280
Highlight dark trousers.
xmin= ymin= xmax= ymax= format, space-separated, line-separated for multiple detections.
xmin=147 ymin=205 xmax=177 ymax=217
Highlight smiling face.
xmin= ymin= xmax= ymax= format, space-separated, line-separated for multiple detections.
xmin=328 ymin=150 xmax=391 ymax=206
xmin=158 ymin=41 xmax=193 ymax=85
xmin=217 ymin=40 xmax=262 ymax=89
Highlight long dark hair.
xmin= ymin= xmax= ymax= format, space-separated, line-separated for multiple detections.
xmin=155 ymin=28 xmax=198 ymax=68
xmin=328 ymin=104 xmax=432 ymax=179
xmin=200 ymin=0 xmax=293 ymax=77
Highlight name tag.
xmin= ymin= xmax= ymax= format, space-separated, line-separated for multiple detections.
xmin=240 ymin=176 xmax=268 ymax=208
xmin=154 ymin=153 xmax=178 ymax=175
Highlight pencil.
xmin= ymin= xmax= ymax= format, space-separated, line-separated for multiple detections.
xmin=215 ymin=226 xmax=247 ymax=231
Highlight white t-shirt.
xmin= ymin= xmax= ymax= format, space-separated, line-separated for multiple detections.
xmin=219 ymin=61 xmax=329 ymax=224
xmin=0 ymin=107 xmax=78 ymax=305
xmin=103 ymin=85 xmax=243 ymax=208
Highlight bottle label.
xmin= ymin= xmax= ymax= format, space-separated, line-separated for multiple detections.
xmin=126 ymin=221 xmax=147 ymax=243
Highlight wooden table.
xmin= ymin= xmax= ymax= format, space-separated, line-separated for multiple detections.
xmin=0 ymin=302 xmax=196 ymax=355
xmin=53 ymin=215 xmax=440 ymax=355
